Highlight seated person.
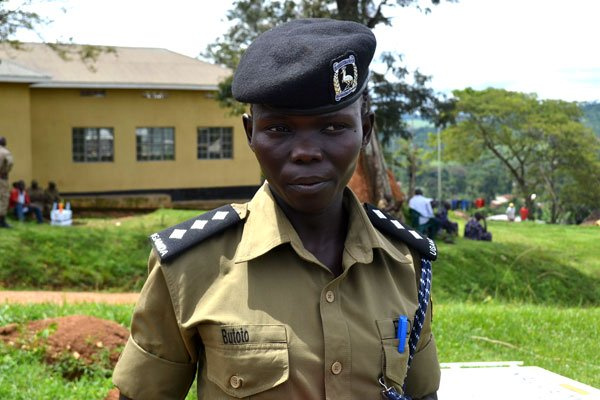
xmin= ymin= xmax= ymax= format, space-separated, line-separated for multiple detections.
xmin=436 ymin=201 xmax=458 ymax=236
xmin=464 ymin=212 xmax=492 ymax=241
xmin=43 ymin=181 xmax=61 ymax=218
xmin=9 ymin=180 xmax=43 ymax=223
xmin=408 ymin=188 xmax=440 ymax=239
xmin=29 ymin=180 xmax=45 ymax=219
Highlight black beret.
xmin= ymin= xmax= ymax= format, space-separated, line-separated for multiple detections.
xmin=232 ymin=18 xmax=376 ymax=114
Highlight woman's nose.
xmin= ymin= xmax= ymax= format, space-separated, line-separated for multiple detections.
xmin=289 ymin=134 xmax=324 ymax=163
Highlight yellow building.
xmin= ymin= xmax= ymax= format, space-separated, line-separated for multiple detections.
xmin=0 ymin=43 xmax=261 ymax=202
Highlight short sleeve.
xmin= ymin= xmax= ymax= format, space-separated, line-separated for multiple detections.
xmin=113 ymin=251 xmax=198 ymax=400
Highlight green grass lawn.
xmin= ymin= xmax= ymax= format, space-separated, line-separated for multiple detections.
xmin=435 ymin=303 xmax=600 ymax=388
xmin=1 ymin=302 xmax=598 ymax=398
xmin=434 ymin=217 xmax=600 ymax=306
xmin=0 ymin=209 xmax=202 ymax=291
xmin=0 ymin=209 xmax=599 ymax=396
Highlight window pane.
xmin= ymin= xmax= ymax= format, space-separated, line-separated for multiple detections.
xmin=72 ymin=129 xmax=84 ymax=162
xmin=99 ymin=128 xmax=114 ymax=161
xmin=72 ymin=127 xmax=114 ymax=163
xmin=136 ymin=127 xmax=174 ymax=161
xmin=197 ymin=127 xmax=233 ymax=160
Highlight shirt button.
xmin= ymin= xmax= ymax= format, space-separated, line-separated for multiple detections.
xmin=331 ymin=361 xmax=343 ymax=375
xmin=230 ymin=375 xmax=243 ymax=389
xmin=325 ymin=290 xmax=335 ymax=303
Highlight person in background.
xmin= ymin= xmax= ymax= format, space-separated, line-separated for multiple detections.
xmin=408 ymin=188 xmax=440 ymax=239
xmin=43 ymin=181 xmax=61 ymax=217
xmin=464 ymin=212 xmax=492 ymax=241
xmin=519 ymin=205 xmax=529 ymax=222
xmin=474 ymin=197 xmax=485 ymax=209
xmin=9 ymin=180 xmax=43 ymax=223
xmin=0 ymin=136 xmax=13 ymax=228
xmin=113 ymin=18 xmax=440 ymax=400
xmin=29 ymin=180 xmax=45 ymax=220
xmin=506 ymin=202 xmax=516 ymax=222
xmin=436 ymin=201 xmax=458 ymax=238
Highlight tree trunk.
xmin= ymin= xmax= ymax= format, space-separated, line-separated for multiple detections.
xmin=336 ymin=0 xmax=359 ymax=22
xmin=348 ymin=131 xmax=402 ymax=208
xmin=364 ymin=130 xmax=392 ymax=202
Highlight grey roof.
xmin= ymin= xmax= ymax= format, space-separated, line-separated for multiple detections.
xmin=0 ymin=42 xmax=231 ymax=90
xmin=0 ymin=59 xmax=50 ymax=82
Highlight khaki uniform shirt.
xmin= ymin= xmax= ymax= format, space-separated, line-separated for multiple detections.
xmin=29 ymin=187 xmax=46 ymax=209
xmin=113 ymin=183 xmax=440 ymax=400
xmin=0 ymin=145 xmax=13 ymax=216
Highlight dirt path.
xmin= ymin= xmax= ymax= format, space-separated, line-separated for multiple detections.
xmin=0 ymin=290 xmax=139 ymax=304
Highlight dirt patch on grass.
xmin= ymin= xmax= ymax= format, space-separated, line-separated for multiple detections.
xmin=1 ymin=315 xmax=129 ymax=398
xmin=0 ymin=315 xmax=128 ymax=370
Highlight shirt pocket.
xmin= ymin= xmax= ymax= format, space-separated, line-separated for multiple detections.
xmin=199 ymin=324 xmax=289 ymax=398
xmin=376 ymin=318 xmax=410 ymax=389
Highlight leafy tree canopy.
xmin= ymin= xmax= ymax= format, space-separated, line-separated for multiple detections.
xmin=442 ymin=87 xmax=600 ymax=223
xmin=581 ymin=101 xmax=600 ymax=137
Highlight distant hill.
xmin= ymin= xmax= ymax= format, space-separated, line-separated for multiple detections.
xmin=581 ymin=101 xmax=600 ymax=137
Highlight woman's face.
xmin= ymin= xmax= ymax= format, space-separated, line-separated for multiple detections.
xmin=244 ymin=99 xmax=373 ymax=214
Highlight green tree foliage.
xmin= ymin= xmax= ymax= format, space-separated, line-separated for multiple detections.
xmin=371 ymin=52 xmax=455 ymax=145
xmin=581 ymin=101 xmax=600 ymax=137
xmin=388 ymin=123 xmax=513 ymax=203
xmin=442 ymin=88 xmax=600 ymax=223
xmin=0 ymin=0 xmax=45 ymax=46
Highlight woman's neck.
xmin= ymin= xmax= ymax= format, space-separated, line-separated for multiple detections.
xmin=274 ymin=193 xmax=348 ymax=276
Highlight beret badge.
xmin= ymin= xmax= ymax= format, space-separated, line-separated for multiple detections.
xmin=332 ymin=54 xmax=358 ymax=102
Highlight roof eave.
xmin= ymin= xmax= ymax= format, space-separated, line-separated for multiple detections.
xmin=29 ymin=82 xmax=220 ymax=91
xmin=0 ymin=76 xmax=51 ymax=83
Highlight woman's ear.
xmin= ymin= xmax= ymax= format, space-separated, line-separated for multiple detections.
xmin=242 ymin=113 xmax=254 ymax=149
xmin=361 ymin=111 xmax=375 ymax=148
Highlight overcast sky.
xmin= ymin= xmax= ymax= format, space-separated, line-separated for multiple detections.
xmin=10 ymin=0 xmax=600 ymax=102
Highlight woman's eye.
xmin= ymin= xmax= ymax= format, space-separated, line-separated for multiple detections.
xmin=323 ymin=123 xmax=348 ymax=132
xmin=266 ymin=125 xmax=291 ymax=133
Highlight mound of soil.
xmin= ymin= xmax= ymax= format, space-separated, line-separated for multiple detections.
xmin=1 ymin=315 xmax=128 ymax=398
xmin=0 ymin=315 xmax=129 ymax=365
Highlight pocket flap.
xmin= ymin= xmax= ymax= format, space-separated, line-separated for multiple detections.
xmin=201 ymin=324 xmax=289 ymax=398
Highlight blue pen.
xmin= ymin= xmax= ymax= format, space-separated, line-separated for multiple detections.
xmin=397 ymin=315 xmax=408 ymax=353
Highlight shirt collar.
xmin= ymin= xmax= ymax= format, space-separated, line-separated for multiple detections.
xmin=234 ymin=183 xmax=319 ymax=264
xmin=234 ymin=182 xmax=411 ymax=266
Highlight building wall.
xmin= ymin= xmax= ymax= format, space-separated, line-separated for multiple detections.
xmin=29 ymin=88 xmax=261 ymax=193
xmin=0 ymin=83 xmax=33 ymax=184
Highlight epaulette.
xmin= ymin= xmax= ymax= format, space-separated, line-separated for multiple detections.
xmin=364 ymin=203 xmax=437 ymax=261
xmin=149 ymin=205 xmax=243 ymax=263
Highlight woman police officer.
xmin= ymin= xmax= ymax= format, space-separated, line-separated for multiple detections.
xmin=113 ymin=18 xmax=440 ymax=400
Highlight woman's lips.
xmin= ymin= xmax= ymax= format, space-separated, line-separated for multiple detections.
xmin=287 ymin=180 xmax=329 ymax=193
